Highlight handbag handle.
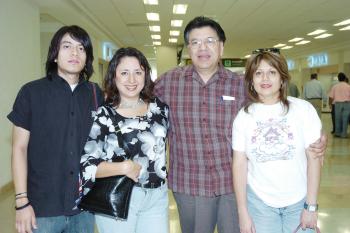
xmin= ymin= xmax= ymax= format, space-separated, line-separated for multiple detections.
xmin=293 ymin=224 xmax=321 ymax=233
xmin=90 ymin=82 xmax=98 ymax=111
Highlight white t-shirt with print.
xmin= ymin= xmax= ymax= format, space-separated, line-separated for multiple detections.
xmin=232 ymin=97 xmax=321 ymax=208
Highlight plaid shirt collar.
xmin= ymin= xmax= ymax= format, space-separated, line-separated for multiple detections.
xmin=185 ymin=64 xmax=230 ymax=85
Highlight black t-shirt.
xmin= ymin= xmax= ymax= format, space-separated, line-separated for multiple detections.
xmin=7 ymin=74 xmax=104 ymax=217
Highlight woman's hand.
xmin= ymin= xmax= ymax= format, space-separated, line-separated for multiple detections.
xmin=123 ymin=160 xmax=141 ymax=182
xmin=300 ymin=209 xmax=318 ymax=230
xmin=238 ymin=211 xmax=256 ymax=233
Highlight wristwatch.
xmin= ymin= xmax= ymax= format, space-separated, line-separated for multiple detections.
xmin=304 ymin=202 xmax=318 ymax=212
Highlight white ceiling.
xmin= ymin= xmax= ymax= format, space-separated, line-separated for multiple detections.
xmin=31 ymin=0 xmax=350 ymax=60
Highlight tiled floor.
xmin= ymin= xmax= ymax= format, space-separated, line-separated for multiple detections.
xmin=1 ymin=113 xmax=349 ymax=233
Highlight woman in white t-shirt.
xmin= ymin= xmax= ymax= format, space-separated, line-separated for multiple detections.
xmin=232 ymin=51 xmax=322 ymax=233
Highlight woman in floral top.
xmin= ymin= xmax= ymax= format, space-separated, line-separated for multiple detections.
xmin=80 ymin=47 xmax=169 ymax=233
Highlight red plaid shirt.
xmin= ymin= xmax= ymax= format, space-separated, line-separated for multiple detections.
xmin=155 ymin=64 xmax=246 ymax=197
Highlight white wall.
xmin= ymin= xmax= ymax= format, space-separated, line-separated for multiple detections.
xmin=0 ymin=0 xmax=41 ymax=187
xmin=156 ymin=46 xmax=177 ymax=77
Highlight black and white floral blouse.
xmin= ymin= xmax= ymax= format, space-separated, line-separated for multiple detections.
xmin=80 ymin=97 xmax=169 ymax=195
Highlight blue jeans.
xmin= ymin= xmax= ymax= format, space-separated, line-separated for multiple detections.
xmin=96 ymin=183 xmax=169 ymax=233
xmin=334 ymin=101 xmax=350 ymax=137
xmin=34 ymin=211 xmax=94 ymax=233
xmin=247 ymin=186 xmax=315 ymax=233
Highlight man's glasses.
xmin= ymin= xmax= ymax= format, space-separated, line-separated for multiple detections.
xmin=189 ymin=37 xmax=219 ymax=49
xmin=252 ymin=48 xmax=280 ymax=54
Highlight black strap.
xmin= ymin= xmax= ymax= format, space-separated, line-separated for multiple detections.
xmin=90 ymin=82 xmax=98 ymax=111
xmin=105 ymin=106 xmax=133 ymax=159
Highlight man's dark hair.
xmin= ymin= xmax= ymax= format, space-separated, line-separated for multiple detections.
xmin=46 ymin=25 xmax=94 ymax=80
xmin=338 ymin=72 xmax=347 ymax=82
xmin=311 ymin=73 xmax=318 ymax=80
xmin=184 ymin=16 xmax=226 ymax=45
xmin=104 ymin=47 xmax=154 ymax=107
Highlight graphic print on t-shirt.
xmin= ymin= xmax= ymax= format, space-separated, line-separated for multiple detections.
xmin=251 ymin=118 xmax=295 ymax=163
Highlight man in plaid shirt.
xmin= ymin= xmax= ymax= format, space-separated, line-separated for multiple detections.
xmin=154 ymin=16 xmax=327 ymax=233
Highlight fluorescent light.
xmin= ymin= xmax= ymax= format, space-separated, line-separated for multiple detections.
xmin=314 ymin=33 xmax=333 ymax=39
xmin=153 ymin=41 xmax=161 ymax=46
xmin=169 ymin=38 xmax=178 ymax=43
xmin=244 ymin=55 xmax=251 ymax=58
xmin=339 ymin=25 xmax=350 ymax=31
xmin=281 ymin=46 xmax=293 ymax=50
xmin=295 ymin=40 xmax=310 ymax=45
xmin=151 ymin=35 xmax=161 ymax=40
xmin=143 ymin=0 xmax=158 ymax=5
xmin=170 ymin=30 xmax=180 ymax=36
xmin=146 ymin=13 xmax=159 ymax=21
xmin=273 ymin=43 xmax=286 ymax=48
xmin=149 ymin=25 xmax=160 ymax=32
xmin=334 ymin=19 xmax=350 ymax=26
xmin=288 ymin=37 xmax=303 ymax=42
xmin=173 ymin=4 xmax=188 ymax=14
xmin=307 ymin=29 xmax=326 ymax=36
xmin=171 ymin=20 xmax=183 ymax=27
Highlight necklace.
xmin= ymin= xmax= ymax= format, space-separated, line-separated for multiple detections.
xmin=118 ymin=98 xmax=145 ymax=109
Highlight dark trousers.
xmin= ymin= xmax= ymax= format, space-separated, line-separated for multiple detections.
xmin=173 ymin=192 xmax=239 ymax=233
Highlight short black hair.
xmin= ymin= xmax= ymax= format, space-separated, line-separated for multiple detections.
xmin=338 ymin=72 xmax=347 ymax=82
xmin=184 ymin=16 xmax=226 ymax=45
xmin=311 ymin=73 xmax=318 ymax=79
xmin=46 ymin=25 xmax=94 ymax=80
xmin=104 ymin=47 xmax=154 ymax=107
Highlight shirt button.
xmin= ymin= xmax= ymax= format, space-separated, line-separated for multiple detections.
xmin=70 ymin=171 xmax=74 ymax=175
xmin=69 ymin=151 xmax=73 ymax=155
xmin=71 ymin=111 xmax=74 ymax=116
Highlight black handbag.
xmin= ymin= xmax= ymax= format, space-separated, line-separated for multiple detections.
xmin=78 ymin=167 xmax=135 ymax=219
xmin=79 ymin=92 xmax=135 ymax=219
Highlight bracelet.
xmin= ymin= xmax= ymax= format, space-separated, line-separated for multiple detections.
xmin=15 ymin=192 xmax=27 ymax=197
xmin=15 ymin=202 xmax=31 ymax=211
xmin=15 ymin=196 xmax=28 ymax=200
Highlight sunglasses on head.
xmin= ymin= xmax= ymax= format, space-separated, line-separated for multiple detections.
xmin=252 ymin=48 xmax=281 ymax=54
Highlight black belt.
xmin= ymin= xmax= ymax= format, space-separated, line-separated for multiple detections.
xmin=135 ymin=180 xmax=165 ymax=189
xmin=307 ymin=98 xmax=322 ymax=100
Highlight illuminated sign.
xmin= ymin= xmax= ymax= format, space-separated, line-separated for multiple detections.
xmin=307 ymin=53 xmax=328 ymax=67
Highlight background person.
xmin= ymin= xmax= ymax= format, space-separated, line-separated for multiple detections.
xmin=303 ymin=73 xmax=327 ymax=117
xmin=328 ymin=72 xmax=350 ymax=138
xmin=80 ymin=47 xmax=169 ymax=233
xmin=233 ymin=51 xmax=322 ymax=233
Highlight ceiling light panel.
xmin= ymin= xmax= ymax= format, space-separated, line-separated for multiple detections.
xmin=146 ymin=13 xmax=159 ymax=21
xmin=339 ymin=25 xmax=350 ymax=31
xmin=153 ymin=41 xmax=161 ymax=46
xmin=281 ymin=46 xmax=293 ymax=50
xmin=307 ymin=29 xmax=326 ymax=36
xmin=295 ymin=40 xmax=310 ymax=45
xmin=288 ymin=37 xmax=303 ymax=42
xmin=149 ymin=25 xmax=160 ymax=32
xmin=171 ymin=20 xmax=183 ymax=27
xmin=143 ymin=0 xmax=158 ymax=5
xmin=334 ymin=19 xmax=350 ymax=26
xmin=169 ymin=38 xmax=178 ymax=43
xmin=273 ymin=43 xmax=286 ymax=48
xmin=314 ymin=33 xmax=333 ymax=39
xmin=173 ymin=4 xmax=188 ymax=14
xmin=170 ymin=30 xmax=180 ymax=36
xmin=151 ymin=35 xmax=161 ymax=40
